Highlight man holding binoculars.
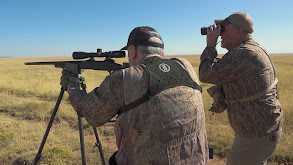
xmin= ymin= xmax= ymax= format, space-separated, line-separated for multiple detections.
xmin=199 ymin=12 xmax=283 ymax=165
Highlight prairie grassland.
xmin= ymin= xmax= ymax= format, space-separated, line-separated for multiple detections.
xmin=0 ymin=55 xmax=292 ymax=164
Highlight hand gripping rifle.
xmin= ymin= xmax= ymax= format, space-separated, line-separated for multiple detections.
xmin=25 ymin=49 xmax=125 ymax=165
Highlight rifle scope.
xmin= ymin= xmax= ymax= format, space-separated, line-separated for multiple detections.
xmin=73 ymin=49 xmax=125 ymax=59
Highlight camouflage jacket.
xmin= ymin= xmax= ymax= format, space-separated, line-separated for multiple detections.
xmin=67 ymin=55 xmax=209 ymax=165
xmin=199 ymin=38 xmax=283 ymax=138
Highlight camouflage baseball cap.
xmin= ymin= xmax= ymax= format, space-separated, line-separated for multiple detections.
xmin=214 ymin=12 xmax=254 ymax=33
xmin=121 ymin=26 xmax=164 ymax=50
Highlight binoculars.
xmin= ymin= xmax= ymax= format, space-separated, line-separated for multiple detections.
xmin=201 ymin=25 xmax=225 ymax=35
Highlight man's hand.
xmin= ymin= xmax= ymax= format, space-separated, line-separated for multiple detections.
xmin=207 ymin=85 xmax=227 ymax=113
xmin=207 ymin=24 xmax=221 ymax=47
xmin=60 ymin=70 xmax=79 ymax=90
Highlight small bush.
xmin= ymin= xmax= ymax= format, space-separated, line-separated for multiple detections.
xmin=42 ymin=146 xmax=69 ymax=164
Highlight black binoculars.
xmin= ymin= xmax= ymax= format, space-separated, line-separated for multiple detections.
xmin=201 ymin=25 xmax=225 ymax=35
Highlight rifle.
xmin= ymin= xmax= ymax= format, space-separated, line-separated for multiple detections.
xmin=25 ymin=49 xmax=125 ymax=165
xmin=25 ymin=49 xmax=125 ymax=73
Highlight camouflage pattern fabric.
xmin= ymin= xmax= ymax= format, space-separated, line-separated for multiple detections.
xmin=207 ymin=85 xmax=227 ymax=113
xmin=67 ymin=55 xmax=209 ymax=165
xmin=199 ymin=38 xmax=284 ymax=138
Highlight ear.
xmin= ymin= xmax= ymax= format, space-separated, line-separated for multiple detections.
xmin=129 ymin=45 xmax=137 ymax=60
xmin=237 ymin=28 xmax=244 ymax=35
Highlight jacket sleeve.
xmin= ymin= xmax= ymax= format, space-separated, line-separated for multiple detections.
xmin=199 ymin=46 xmax=254 ymax=85
xmin=67 ymin=70 xmax=124 ymax=127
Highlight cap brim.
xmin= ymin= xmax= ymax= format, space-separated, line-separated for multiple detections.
xmin=214 ymin=19 xmax=229 ymax=26
xmin=120 ymin=45 xmax=128 ymax=50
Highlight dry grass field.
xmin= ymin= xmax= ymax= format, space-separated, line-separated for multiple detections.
xmin=0 ymin=55 xmax=292 ymax=164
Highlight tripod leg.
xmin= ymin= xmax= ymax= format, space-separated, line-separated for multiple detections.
xmin=78 ymin=116 xmax=87 ymax=165
xmin=33 ymin=87 xmax=65 ymax=165
xmin=93 ymin=127 xmax=106 ymax=165
xmin=79 ymin=77 xmax=105 ymax=165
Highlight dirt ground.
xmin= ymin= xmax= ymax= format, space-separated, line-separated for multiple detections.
xmin=210 ymin=155 xmax=227 ymax=165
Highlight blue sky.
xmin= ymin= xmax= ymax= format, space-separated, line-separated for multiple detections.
xmin=1 ymin=0 xmax=293 ymax=57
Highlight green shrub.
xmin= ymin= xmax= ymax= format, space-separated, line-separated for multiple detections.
xmin=42 ymin=146 xmax=69 ymax=164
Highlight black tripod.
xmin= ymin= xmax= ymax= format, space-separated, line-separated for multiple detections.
xmin=33 ymin=76 xmax=106 ymax=165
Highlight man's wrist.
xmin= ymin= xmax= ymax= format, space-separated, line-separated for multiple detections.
xmin=207 ymin=42 xmax=217 ymax=48
xmin=200 ymin=46 xmax=218 ymax=62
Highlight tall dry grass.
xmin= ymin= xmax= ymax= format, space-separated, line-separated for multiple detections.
xmin=0 ymin=55 xmax=292 ymax=164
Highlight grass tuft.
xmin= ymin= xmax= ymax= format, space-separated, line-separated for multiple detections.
xmin=0 ymin=127 xmax=14 ymax=149
xmin=42 ymin=146 xmax=69 ymax=164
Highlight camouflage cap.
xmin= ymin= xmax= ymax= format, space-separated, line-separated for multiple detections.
xmin=214 ymin=12 xmax=254 ymax=33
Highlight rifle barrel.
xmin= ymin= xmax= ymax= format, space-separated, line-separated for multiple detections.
xmin=25 ymin=60 xmax=122 ymax=71
xmin=25 ymin=61 xmax=77 ymax=65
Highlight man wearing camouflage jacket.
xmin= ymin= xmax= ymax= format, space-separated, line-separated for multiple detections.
xmin=61 ymin=26 xmax=209 ymax=165
xmin=199 ymin=12 xmax=283 ymax=165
